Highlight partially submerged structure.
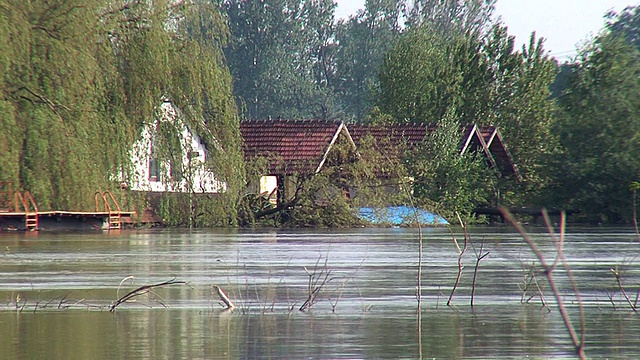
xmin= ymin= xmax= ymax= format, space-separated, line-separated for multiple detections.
xmin=0 ymin=181 xmax=136 ymax=231
xmin=240 ymin=119 xmax=357 ymax=204
xmin=240 ymin=119 xmax=520 ymax=214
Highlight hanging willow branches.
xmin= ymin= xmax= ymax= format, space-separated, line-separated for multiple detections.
xmin=0 ymin=0 xmax=244 ymax=224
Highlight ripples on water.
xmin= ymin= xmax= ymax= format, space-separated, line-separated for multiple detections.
xmin=0 ymin=227 xmax=639 ymax=359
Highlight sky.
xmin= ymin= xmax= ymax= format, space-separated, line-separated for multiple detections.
xmin=335 ymin=0 xmax=640 ymax=61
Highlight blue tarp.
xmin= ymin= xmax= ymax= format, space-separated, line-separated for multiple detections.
xmin=358 ymin=206 xmax=449 ymax=226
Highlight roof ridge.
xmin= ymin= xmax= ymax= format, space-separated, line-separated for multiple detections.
xmin=240 ymin=119 xmax=343 ymax=123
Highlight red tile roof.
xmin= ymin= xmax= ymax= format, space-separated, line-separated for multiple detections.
xmin=240 ymin=120 xmax=352 ymax=174
xmin=348 ymin=123 xmax=435 ymax=149
xmin=350 ymin=123 xmax=476 ymax=155
xmin=477 ymin=125 xmax=520 ymax=179
xmin=349 ymin=123 xmax=520 ymax=179
xmin=240 ymin=120 xmax=520 ymax=180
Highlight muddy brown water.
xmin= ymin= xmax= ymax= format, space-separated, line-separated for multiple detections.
xmin=0 ymin=227 xmax=639 ymax=359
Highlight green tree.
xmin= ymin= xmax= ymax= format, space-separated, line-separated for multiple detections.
xmin=484 ymin=28 xmax=558 ymax=202
xmin=333 ymin=0 xmax=403 ymax=121
xmin=377 ymin=23 xmax=558 ymax=204
xmin=222 ymin=0 xmax=337 ymax=120
xmin=0 ymin=0 xmax=113 ymax=208
xmin=376 ymin=25 xmax=487 ymax=124
xmin=405 ymin=0 xmax=496 ymax=37
xmin=406 ymin=113 xmax=495 ymax=219
xmin=606 ymin=5 xmax=640 ymax=49
xmin=554 ymin=34 xmax=640 ymax=223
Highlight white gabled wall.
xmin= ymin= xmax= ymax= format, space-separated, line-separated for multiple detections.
xmin=127 ymin=101 xmax=226 ymax=193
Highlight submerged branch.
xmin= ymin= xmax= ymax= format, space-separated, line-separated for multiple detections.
xmin=448 ymin=212 xmax=468 ymax=307
xmin=611 ymin=267 xmax=637 ymax=313
xmin=213 ymin=285 xmax=235 ymax=310
xmin=500 ymin=207 xmax=585 ymax=359
xmin=109 ymin=277 xmax=187 ymax=312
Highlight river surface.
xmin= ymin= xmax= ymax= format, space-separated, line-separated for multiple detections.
xmin=0 ymin=226 xmax=639 ymax=359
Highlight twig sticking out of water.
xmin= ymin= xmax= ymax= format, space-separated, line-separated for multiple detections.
xmin=109 ymin=277 xmax=187 ymax=312
xmin=329 ymin=257 xmax=364 ymax=313
xmin=299 ymin=255 xmax=334 ymax=312
xmin=610 ymin=267 xmax=637 ymax=313
xmin=213 ymin=285 xmax=235 ymax=310
xmin=470 ymin=237 xmax=490 ymax=308
xmin=519 ymin=262 xmax=549 ymax=310
xmin=630 ymin=183 xmax=640 ymax=242
xmin=500 ymin=207 xmax=585 ymax=360
xmin=447 ymin=212 xmax=468 ymax=307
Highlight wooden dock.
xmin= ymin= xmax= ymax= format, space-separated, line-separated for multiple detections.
xmin=0 ymin=210 xmax=138 ymax=231
xmin=0 ymin=184 xmax=149 ymax=231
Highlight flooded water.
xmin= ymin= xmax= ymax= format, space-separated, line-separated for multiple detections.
xmin=0 ymin=226 xmax=639 ymax=359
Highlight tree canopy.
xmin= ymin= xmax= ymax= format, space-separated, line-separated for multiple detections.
xmin=554 ymin=32 xmax=640 ymax=222
xmin=222 ymin=0 xmax=338 ymax=120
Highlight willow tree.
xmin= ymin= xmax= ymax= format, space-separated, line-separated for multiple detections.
xmin=0 ymin=0 xmax=112 ymax=208
xmin=0 ymin=0 xmax=243 ymax=225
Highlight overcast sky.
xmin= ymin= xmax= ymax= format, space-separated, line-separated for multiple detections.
xmin=334 ymin=0 xmax=639 ymax=61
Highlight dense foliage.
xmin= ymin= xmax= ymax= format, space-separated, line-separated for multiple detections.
xmin=0 ymin=0 xmax=243 ymax=224
xmin=406 ymin=115 xmax=496 ymax=220
xmin=554 ymin=30 xmax=640 ymax=223
xmin=375 ymin=6 xmax=557 ymax=214
xmin=221 ymin=0 xmax=549 ymax=219
xmin=222 ymin=0 xmax=338 ymax=120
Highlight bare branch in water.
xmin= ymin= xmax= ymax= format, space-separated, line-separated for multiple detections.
xmin=299 ymin=255 xmax=334 ymax=312
xmin=448 ymin=212 xmax=468 ymax=307
xmin=470 ymin=237 xmax=490 ymax=308
xmin=213 ymin=285 xmax=235 ymax=310
xmin=109 ymin=277 xmax=187 ymax=312
xmin=500 ymin=207 xmax=585 ymax=360
xmin=610 ymin=267 xmax=637 ymax=313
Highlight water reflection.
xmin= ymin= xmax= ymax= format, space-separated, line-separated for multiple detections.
xmin=0 ymin=228 xmax=639 ymax=358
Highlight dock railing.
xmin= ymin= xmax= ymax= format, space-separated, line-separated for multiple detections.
xmin=14 ymin=191 xmax=39 ymax=231
xmin=95 ymin=191 xmax=123 ymax=230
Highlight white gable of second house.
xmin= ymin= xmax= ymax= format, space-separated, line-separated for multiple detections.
xmin=127 ymin=101 xmax=226 ymax=193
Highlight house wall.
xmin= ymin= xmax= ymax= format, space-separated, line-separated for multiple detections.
xmin=127 ymin=101 xmax=226 ymax=193
xmin=260 ymin=176 xmax=278 ymax=204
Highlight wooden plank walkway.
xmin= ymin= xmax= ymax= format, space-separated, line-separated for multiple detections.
xmin=0 ymin=210 xmax=139 ymax=231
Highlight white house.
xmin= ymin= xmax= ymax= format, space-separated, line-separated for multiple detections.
xmin=126 ymin=100 xmax=226 ymax=193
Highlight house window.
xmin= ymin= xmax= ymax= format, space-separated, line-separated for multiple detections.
xmin=200 ymin=138 xmax=207 ymax=163
xmin=149 ymin=157 xmax=159 ymax=182
xmin=170 ymin=159 xmax=182 ymax=181
xmin=149 ymin=139 xmax=160 ymax=182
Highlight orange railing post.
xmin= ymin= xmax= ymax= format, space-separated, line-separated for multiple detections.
xmin=13 ymin=191 xmax=39 ymax=231
xmin=95 ymin=190 xmax=122 ymax=230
